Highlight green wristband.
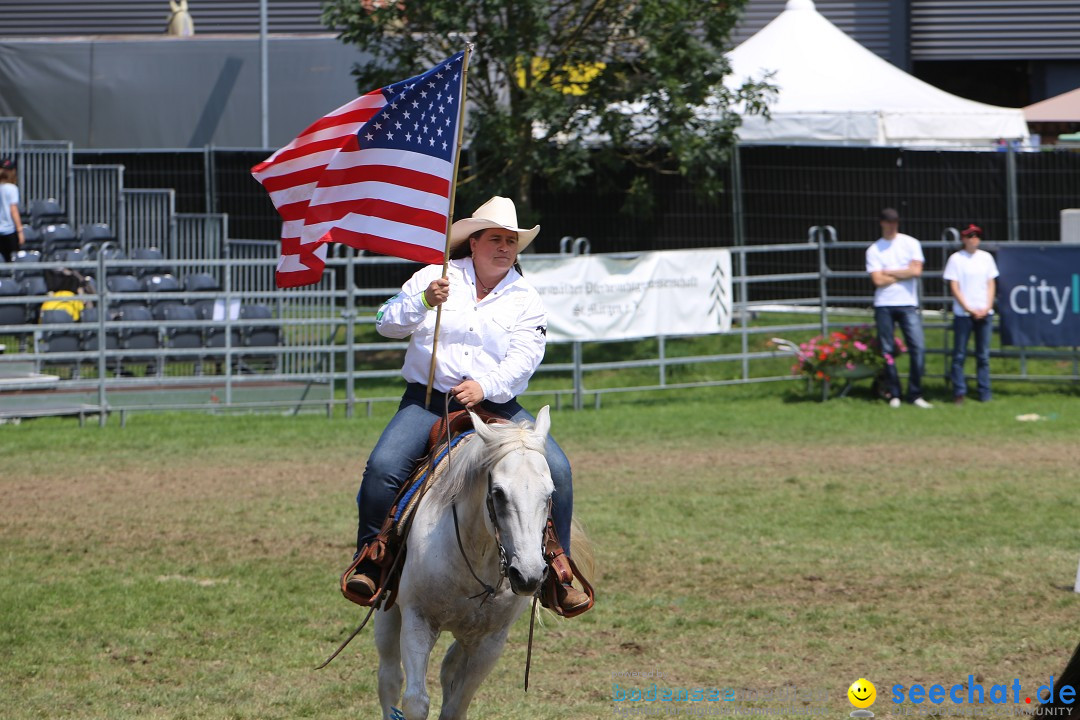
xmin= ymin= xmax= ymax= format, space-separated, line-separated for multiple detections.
xmin=420 ymin=291 xmax=434 ymax=310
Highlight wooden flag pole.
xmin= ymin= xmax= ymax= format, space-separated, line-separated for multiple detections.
xmin=426 ymin=43 xmax=474 ymax=407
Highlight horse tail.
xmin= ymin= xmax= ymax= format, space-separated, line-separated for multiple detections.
xmin=569 ymin=517 xmax=596 ymax=585
xmin=1036 ymin=639 xmax=1080 ymax=717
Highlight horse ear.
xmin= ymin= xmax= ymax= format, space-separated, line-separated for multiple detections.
xmin=470 ymin=411 xmax=497 ymax=443
xmin=533 ymin=405 xmax=551 ymax=441
xmin=170 ymin=0 xmax=179 ymax=12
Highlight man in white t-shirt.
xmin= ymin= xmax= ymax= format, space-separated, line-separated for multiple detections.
xmin=943 ymin=224 xmax=999 ymax=403
xmin=865 ymin=208 xmax=931 ymax=408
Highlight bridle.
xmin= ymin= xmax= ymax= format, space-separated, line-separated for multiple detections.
xmin=450 ymin=470 xmax=507 ymax=605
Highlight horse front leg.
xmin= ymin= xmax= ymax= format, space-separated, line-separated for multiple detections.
xmin=399 ymin=608 xmax=439 ymax=720
xmin=374 ymin=605 xmax=404 ymax=719
xmin=437 ymin=630 xmax=510 ymax=720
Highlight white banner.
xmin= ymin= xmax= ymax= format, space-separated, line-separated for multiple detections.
xmin=519 ymin=249 xmax=732 ymax=342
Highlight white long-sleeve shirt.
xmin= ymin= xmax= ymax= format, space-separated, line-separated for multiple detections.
xmin=376 ymin=257 xmax=547 ymax=403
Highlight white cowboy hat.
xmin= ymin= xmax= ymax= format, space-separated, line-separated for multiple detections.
xmin=449 ymin=196 xmax=540 ymax=252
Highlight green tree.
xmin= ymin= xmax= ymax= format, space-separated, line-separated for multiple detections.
xmin=322 ymin=0 xmax=771 ymax=223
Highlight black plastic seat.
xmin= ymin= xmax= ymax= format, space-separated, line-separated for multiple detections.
xmin=79 ymin=307 xmax=120 ymax=352
xmin=0 ymin=277 xmax=24 ymax=326
xmin=142 ymin=274 xmax=181 ymax=293
xmin=131 ymin=247 xmax=170 ymax=278
xmin=28 ymin=199 xmax=65 ymax=228
xmin=240 ymin=304 xmax=280 ymax=371
xmin=116 ymin=305 xmax=160 ymax=370
xmin=182 ymin=272 xmax=220 ymax=293
xmin=162 ymin=305 xmax=203 ymax=358
xmin=50 ymin=248 xmax=85 ymax=265
xmin=41 ymin=224 xmax=80 ymax=256
xmin=106 ymin=274 xmax=141 ymax=294
xmin=20 ymin=225 xmax=42 ymax=252
xmin=78 ymin=223 xmax=116 ymax=246
xmin=12 ymin=250 xmax=43 ymax=282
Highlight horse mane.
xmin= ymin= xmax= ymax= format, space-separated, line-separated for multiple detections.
xmin=425 ymin=418 xmax=547 ymax=511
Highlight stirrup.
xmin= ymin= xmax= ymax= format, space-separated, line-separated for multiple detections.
xmin=539 ymin=519 xmax=595 ymax=618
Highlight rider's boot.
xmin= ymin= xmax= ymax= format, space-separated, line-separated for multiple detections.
xmin=540 ymin=519 xmax=594 ymax=617
xmin=343 ymin=558 xmax=380 ymax=601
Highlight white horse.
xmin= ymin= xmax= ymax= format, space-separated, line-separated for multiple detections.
xmin=373 ymin=407 xmax=555 ymax=720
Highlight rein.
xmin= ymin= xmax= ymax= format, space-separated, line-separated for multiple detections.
xmin=446 ymin=394 xmax=504 ymax=604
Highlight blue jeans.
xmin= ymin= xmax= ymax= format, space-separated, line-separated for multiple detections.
xmin=874 ymin=305 xmax=926 ymax=402
xmin=355 ymin=383 xmax=575 ymax=555
xmin=951 ymin=315 xmax=993 ymax=401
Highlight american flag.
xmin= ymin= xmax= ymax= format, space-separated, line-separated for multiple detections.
xmin=252 ymin=51 xmax=467 ymax=288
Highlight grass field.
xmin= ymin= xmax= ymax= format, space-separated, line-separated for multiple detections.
xmin=2 ymin=382 xmax=1079 ymax=719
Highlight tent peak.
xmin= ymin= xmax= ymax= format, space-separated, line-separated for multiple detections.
xmin=785 ymin=0 xmax=817 ymax=11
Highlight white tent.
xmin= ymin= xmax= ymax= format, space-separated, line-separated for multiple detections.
xmin=727 ymin=0 xmax=1030 ymax=146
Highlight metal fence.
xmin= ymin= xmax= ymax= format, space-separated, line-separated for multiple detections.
xmin=70 ymin=164 xmax=124 ymax=237
xmin=0 ymin=117 xmax=21 ymax=158
xmin=19 ymin=140 xmax=72 ymax=213
xmin=123 ymin=188 xmax=175 ymax=254
xmin=3 ymin=241 xmax=1079 ymax=425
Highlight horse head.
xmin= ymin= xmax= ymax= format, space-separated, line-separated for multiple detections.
xmin=469 ymin=406 xmax=554 ymax=596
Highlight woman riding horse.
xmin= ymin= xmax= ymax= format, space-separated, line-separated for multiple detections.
xmin=344 ymin=196 xmax=590 ymax=616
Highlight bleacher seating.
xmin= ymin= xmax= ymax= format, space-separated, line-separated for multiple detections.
xmin=39 ymin=308 xmax=81 ymax=358
xmin=239 ymin=303 xmax=280 ymax=371
xmin=182 ymin=272 xmax=219 ymax=293
xmin=41 ymin=224 xmax=79 ymax=256
xmin=131 ymin=247 xmax=169 ymax=278
xmin=0 ymin=277 xmax=24 ymax=327
xmin=19 ymin=276 xmax=48 ymax=324
xmin=52 ymin=248 xmax=84 ymax=265
xmin=28 ymin=199 xmax=64 ymax=228
xmin=79 ymin=308 xmax=119 ymax=353
xmin=97 ymin=246 xmax=126 ymax=262
xmin=11 ymin=250 xmax=42 ymax=282
xmin=77 ymin=223 xmax=116 ymax=248
xmin=20 ymin=225 xmax=42 ymax=251
xmin=161 ymin=304 xmax=202 ymax=357
xmin=106 ymin=274 xmax=141 ymax=294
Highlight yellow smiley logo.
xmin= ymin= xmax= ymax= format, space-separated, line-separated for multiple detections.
xmin=848 ymin=678 xmax=876 ymax=709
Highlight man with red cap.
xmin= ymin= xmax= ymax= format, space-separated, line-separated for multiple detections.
xmin=943 ymin=224 xmax=998 ymax=403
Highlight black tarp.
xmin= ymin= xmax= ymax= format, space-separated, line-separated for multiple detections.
xmin=0 ymin=35 xmax=370 ymax=148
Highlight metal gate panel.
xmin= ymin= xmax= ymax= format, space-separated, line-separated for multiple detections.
xmin=123 ymin=189 xmax=176 ymax=256
xmin=19 ymin=140 xmax=72 ymax=211
xmin=70 ymin=165 xmax=123 ymax=237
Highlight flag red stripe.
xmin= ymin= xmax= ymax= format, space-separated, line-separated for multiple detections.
xmin=260 ymin=165 xmax=328 ymax=194
xmin=254 ymin=136 xmax=354 ymax=174
xmin=324 ymin=228 xmax=445 ymax=264
xmin=304 ymin=198 xmax=449 ymax=234
xmin=312 ymin=164 xmax=450 ymax=197
xmin=294 ymin=97 xmax=384 ymax=139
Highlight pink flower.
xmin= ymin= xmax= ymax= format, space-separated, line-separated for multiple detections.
xmin=885 ymin=354 xmax=895 ymax=366
xmin=854 ymin=341 xmax=867 ymax=351
xmin=846 ymin=362 xmax=855 ymax=370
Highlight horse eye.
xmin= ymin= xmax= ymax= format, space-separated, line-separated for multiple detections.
xmin=491 ymin=487 xmax=507 ymax=502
